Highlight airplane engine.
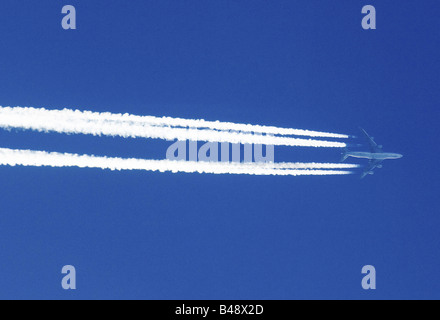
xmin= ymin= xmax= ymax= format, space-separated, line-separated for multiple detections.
xmin=377 ymin=165 xmax=383 ymax=169
xmin=369 ymin=171 xmax=374 ymax=175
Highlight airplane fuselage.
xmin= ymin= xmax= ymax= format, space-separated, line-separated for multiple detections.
xmin=347 ymin=151 xmax=403 ymax=161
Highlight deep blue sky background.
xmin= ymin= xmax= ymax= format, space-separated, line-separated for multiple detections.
xmin=0 ymin=1 xmax=439 ymax=299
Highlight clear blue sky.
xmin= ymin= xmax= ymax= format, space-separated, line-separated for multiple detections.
xmin=0 ymin=1 xmax=439 ymax=299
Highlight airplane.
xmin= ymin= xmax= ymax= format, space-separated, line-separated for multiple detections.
xmin=341 ymin=128 xmax=403 ymax=178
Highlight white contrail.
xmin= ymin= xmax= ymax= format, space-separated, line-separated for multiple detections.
xmin=259 ymin=162 xmax=360 ymax=170
xmin=0 ymin=106 xmax=347 ymax=148
xmin=0 ymin=148 xmax=353 ymax=176
xmin=0 ymin=106 xmax=349 ymax=138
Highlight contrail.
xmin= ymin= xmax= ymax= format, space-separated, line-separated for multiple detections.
xmin=0 ymin=106 xmax=348 ymax=138
xmin=42 ymin=107 xmax=348 ymax=139
xmin=259 ymin=162 xmax=360 ymax=170
xmin=0 ymin=106 xmax=347 ymax=148
xmin=0 ymin=148 xmax=353 ymax=176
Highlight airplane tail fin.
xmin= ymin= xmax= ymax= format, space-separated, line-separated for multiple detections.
xmin=340 ymin=148 xmax=349 ymax=162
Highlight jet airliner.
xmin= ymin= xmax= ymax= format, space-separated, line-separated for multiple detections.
xmin=341 ymin=128 xmax=402 ymax=178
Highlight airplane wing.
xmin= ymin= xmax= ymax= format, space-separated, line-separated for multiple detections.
xmin=361 ymin=159 xmax=384 ymax=179
xmin=359 ymin=127 xmax=382 ymax=153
